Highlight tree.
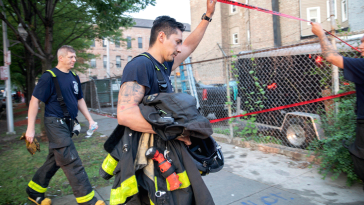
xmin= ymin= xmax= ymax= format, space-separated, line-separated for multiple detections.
xmin=0 ymin=0 xmax=155 ymax=139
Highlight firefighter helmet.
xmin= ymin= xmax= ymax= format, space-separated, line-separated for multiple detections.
xmin=187 ymin=136 xmax=224 ymax=175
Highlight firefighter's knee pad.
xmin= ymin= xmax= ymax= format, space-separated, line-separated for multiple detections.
xmin=99 ymin=153 xmax=118 ymax=180
xmin=54 ymin=143 xmax=79 ymax=166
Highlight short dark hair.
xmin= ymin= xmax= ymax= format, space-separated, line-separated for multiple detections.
xmin=149 ymin=16 xmax=186 ymax=47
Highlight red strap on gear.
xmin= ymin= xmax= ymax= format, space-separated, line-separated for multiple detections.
xmin=210 ymin=91 xmax=356 ymax=123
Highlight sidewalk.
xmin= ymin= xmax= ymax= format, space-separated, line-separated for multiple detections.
xmin=52 ymin=112 xmax=364 ymax=205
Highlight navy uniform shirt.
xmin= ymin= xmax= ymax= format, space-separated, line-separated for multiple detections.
xmin=33 ymin=67 xmax=83 ymax=119
xmin=343 ymin=57 xmax=364 ymax=119
xmin=120 ymin=52 xmax=174 ymax=96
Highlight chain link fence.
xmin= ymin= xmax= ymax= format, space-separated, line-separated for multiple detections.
xmin=81 ymin=77 xmax=121 ymax=117
xmin=178 ymin=37 xmax=361 ymax=149
xmin=82 ymin=36 xmax=361 ymax=149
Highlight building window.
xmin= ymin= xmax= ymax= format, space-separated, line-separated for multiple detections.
xmin=232 ymin=33 xmax=238 ymax=44
xmin=103 ymin=39 xmax=107 ymax=47
xmin=115 ymin=39 xmax=120 ymax=48
xmin=341 ymin=0 xmax=348 ymax=22
xmin=103 ymin=55 xmax=107 ymax=68
xmin=138 ymin=37 xmax=143 ymax=49
xmin=90 ymin=39 xmax=95 ymax=47
xmin=127 ymin=36 xmax=131 ymax=48
xmin=307 ymin=7 xmax=320 ymax=25
xmin=326 ymin=0 xmax=337 ymax=21
xmin=116 ymin=56 xmax=121 ymax=68
xmin=127 ymin=56 xmax=132 ymax=62
xmin=231 ymin=5 xmax=237 ymax=13
xmin=90 ymin=58 xmax=96 ymax=68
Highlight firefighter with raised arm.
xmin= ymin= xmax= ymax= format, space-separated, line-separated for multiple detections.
xmin=100 ymin=0 xmax=220 ymax=204
xmin=311 ymin=22 xmax=364 ymax=188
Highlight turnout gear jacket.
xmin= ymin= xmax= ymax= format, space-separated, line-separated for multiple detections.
xmin=139 ymin=92 xmax=213 ymax=141
xmin=101 ymin=93 xmax=215 ymax=205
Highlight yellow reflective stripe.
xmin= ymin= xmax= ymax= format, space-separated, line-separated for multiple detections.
xmin=46 ymin=70 xmax=56 ymax=77
xmin=150 ymin=199 xmax=155 ymax=205
xmin=140 ymin=54 xmax=150 ymax=59
xmin=166 ymin=170 xmax=190 ymax=191
xmin=28 ymin=180 xmax=47 ymax=193
xmin=110 ymin=175 xmax=138 ymax=205
xmin=71 ymin=71 xmax=76 ymax=76
xmin=76 ymin=190 xmax=95 ymax=203
xmin=102 ymin=154 xmax=118 ymax=176
xmin=154 ymin=176 xmax=158 ymax=191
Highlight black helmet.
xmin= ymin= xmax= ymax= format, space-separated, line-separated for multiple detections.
xmin=187 ymin=136 xmax=224 ymax=176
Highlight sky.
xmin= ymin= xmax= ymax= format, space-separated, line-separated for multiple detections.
xmin=129 ymin=0 xmax=191 ymax=24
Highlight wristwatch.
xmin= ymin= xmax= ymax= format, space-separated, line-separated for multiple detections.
xmin=201 ymin=13 xmax=212 ymax=22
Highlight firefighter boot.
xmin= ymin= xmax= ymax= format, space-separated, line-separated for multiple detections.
xmin=26 ymin=187 xmax=52 ymax=205
xmin=95 ymin=200 xmax=105 ymax=205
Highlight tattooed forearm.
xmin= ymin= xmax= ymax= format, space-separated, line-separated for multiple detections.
xmin=118 ymin=81 xmax=145 ymax=106
xmin=319 ymin=35 xmax=341 ymax=59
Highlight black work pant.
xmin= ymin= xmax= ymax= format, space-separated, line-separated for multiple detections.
xmin=27 ymin=117 xmax=97 ymax=205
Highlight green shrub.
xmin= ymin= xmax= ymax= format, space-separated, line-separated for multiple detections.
xmin=309 ymin=94 xmax=360 ymax=186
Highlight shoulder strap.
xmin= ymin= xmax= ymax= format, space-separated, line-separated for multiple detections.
xmin=45 ymin=70 xmax=71 ymax=118
xmin=136 ymin=53 xmax=168 ymax=93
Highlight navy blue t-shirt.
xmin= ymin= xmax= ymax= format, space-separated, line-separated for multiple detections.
xmin=120 ymin=53 xmax=174 ymax=96
xmin=343 ymin=57 xmax=364 ymax=119
xmin=33 ymin=67 xmax=83 ymax=119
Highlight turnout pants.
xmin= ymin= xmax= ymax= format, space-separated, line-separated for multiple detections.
xmin=27 ymin=117 xmax=97 ymax=205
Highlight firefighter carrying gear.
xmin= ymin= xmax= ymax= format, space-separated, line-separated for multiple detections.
xmin=99 ymin=92 xmax=219 ymax=205
xmin=20 ymin=133 xmax=40 ymax=155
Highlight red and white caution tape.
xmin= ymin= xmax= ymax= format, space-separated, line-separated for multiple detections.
xmin=210 ymin=91 xmax=356 ymax=123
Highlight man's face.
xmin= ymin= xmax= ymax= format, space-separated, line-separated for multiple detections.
xmin=359 ymin=36 xmax=364 ymax=57
xmin=60 ymin=52 xmax=77 ymax=69
xmin=162 ymin=29 xmax=183 ymax=62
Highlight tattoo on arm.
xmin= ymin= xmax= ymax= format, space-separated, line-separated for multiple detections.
xmin=319 ymin=35 xmax=341 ymax=59
xmin=118 ymin=82 xmax=145 ymax=113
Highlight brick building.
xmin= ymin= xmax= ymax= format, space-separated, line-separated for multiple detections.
xmin=78 ymin=18 xmax=191 ymax=82
xmin=190 ymin=0 xmax=353 ymax=84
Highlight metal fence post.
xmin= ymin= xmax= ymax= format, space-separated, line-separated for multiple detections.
xmin=330 ymin=0 xmax=339 ymax=116
xmin=217 ymin=43 xmax=233 ymax=140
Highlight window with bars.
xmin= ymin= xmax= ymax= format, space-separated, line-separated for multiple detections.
xmin=103 ymin=39 xmax=107 ymax=47
xmin=116 ymin=56 xmax=121 ymax=68
xmin=103 ymin=55 xmax=107 ymax=68
xmin=138 ymin=37 xmax=143 ymax=48
xmin=127 ymin=36 xmax=131 ymax=48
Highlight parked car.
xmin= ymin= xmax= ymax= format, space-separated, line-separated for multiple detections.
xmin=170 ymin=75 xmax=237 ymax=119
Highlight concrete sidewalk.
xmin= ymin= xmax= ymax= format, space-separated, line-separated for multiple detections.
xmin=50 ymin=112 xmax=364 ymax=205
